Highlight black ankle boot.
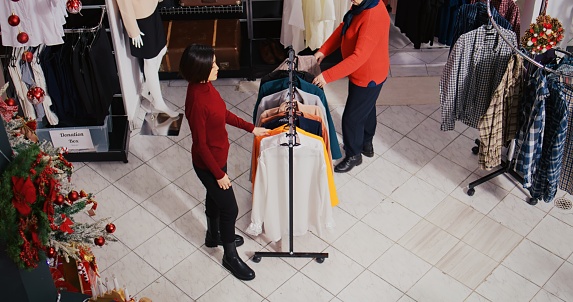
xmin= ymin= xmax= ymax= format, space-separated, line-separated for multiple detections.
xmin=362 ymin=142 xmax=374 ymax=158
xmin=334 ymin=154 xmax=362 ymax=173
xmin=222 ymin=242 xmax=255 ymax=281
xmin=205 ymin=216 xmax=244 ymax=248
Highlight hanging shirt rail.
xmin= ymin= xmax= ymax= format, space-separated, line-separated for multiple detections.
xmin=64 ymin=7 xmax=107 ymax=34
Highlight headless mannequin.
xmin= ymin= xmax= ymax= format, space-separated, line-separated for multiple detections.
xmin=115 ymin=0 xmax=178 ymax=117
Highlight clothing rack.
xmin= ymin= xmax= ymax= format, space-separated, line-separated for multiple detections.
xmin=63 ymin=5 xmax=107 ymax=34
xmin=467 ymin=0 xmax=573 ymax=205
xmin=252 ymin=46 xmax=328 ymax=264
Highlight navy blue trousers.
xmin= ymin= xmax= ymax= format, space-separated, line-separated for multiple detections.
xmin=342 ymin=81 xmax=384 ymax=157
xmin=193 ymin=165 xmax=238 ymax=244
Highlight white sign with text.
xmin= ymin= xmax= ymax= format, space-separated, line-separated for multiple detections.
xmin=49 ymin=129 xmax=95 ymax=151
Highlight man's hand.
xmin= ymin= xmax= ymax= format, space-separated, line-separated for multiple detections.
xmin=132 ymin=32 xmax=145 ymax=48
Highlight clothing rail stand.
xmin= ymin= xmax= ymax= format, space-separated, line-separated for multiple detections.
xmin=467 ymin=0 xmax=573 ymax=205
xmin=252 ymin=46 xmax=329 ymax=264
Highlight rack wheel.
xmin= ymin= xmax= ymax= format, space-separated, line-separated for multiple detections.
xmin=474 ymin=139 xmax=480 ymax=145
xmin=252 ymin=256 xmax=261 ymax=263
xmin=316 ymin=257 xmax=325 ymax=263
xmin=527 ymin=198 xmax=538 ymax=206
xmin=467 ymin=188 xmax=475 ymax=196
xmin=471 ymin=146 xmax=479 ymax=155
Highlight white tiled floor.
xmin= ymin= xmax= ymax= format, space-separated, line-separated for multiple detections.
xmin=72 ymin=76 xmax=573 ymax=302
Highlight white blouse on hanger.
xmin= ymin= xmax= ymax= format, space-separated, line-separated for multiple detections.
xmin=1 ymin=0 xmax=67 ymax=47
xmin=302 ymin=0 xmax=336 ymax=50
xmin=247 ymin=132 xmax=335 ymax=242
xmin=280 ymin=0 xmax=306 ymax=53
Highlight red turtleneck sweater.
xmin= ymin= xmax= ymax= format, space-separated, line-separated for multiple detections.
xmin=185 ymin=82 xmax=255 ymax=179
xmin=319 ymin=2 xmax=390 ymax=87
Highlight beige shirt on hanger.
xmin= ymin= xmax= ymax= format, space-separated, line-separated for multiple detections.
xmin=114 ymin=0 xmax=161 ymax=38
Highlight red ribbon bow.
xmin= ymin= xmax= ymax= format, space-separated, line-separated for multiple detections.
xmin=59 ymin=214 xmax=74 ymax=234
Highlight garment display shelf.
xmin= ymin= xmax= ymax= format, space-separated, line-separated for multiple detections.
xmin=466 ymin=0 xmax=573 ymax=205
xmin=160 ymin=2 xmax=243 ymax=14
xmin=252 ymin=47 xmax=329 ymax=264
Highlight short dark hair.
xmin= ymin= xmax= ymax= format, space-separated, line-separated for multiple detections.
xmin=179 ymin=44 xmax=215 ymax=84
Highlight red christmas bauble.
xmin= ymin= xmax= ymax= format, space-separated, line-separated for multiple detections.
xmin=26 ymin=89 xmax=34 ymax=101
xmin=22 ymin=51 xmax=33 ymax=63
xmin=8 ymin=14 xmax=20 ymax=26
xmin=55 ymin=194 xmax=65 ymax=205
xmin=5 ymin=98 xmax=16 ymax=106
xmin=46 ymin=247 xmax=56 ymax=258
xmin=94 ymin=236 xmax=105 ymax=246
xmin=105 ymin=223 xmax=116 ymax=233
xmin=68 ymin=191 xmax=79 ymax=202
xmin=66 ymin=0 xmax=82 ymax=14
xmin=17 ymin=32 xmax=29 ymax=44
xmin=33 ymin=87 xmax=45 ymax=99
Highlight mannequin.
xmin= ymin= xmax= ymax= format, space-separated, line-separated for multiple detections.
xmin=115 ymin=0 xmax=178 ymax=117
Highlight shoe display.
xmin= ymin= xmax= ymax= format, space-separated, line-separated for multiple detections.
xmin=205 ymin=216 xmax=245 ymax=248
xmin=258 ymin=40 xmax=276 ymax=65
xmin=362 ymin=142 xmax=374 ymax=157
xmin=334 ymin=154 xmax=363 ymax=173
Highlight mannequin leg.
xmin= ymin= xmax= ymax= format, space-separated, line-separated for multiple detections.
xmin=142 ymin=46 xmax=179 ymax=117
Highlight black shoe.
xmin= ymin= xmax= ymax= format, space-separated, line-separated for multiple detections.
xmin=334 ymin=154 xmax=362 ymax=173
xmin=222 ymin=242 xmax=255 ymax=281
xmin=205 ymin=216 xmax=244 ymax=248
xmin=362 ymin=143 xmax=374 ymax=158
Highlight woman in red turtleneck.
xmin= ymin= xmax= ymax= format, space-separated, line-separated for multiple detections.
xmin=180 ymin=44 xmax=268 ymax=281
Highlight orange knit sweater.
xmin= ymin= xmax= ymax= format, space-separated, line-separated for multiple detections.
xmin=318 ymin=3 xmax=390 ymax=87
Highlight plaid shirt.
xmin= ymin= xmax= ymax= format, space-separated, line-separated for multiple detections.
xmin=469 ymin=0 xmax=521 ymax=41
xmin=516 ymin=70 xmax=548 ymax=188
xmin=449 ymin=2 xmax=512 ymax=48
xmin=440 ymin=26 xmax=516 ymax=131
xmin=557 ymin=65 xmax=573 ymax=195
xmin=528 ymin=74 xmax=569 ymax=202
xmin=478 ymin=55 xmax=523 ymax=170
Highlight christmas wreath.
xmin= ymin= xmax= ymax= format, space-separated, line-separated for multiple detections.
xmin=522 ymin=14 xmax=564 ymax=55
xmin=0 ymin=113 xmax=115 ymax=270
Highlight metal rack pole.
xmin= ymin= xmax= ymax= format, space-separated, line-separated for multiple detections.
xmin=252 ymin=46 xmax=328 ymax=263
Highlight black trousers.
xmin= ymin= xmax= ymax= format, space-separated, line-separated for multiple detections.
xmin=342 ymin=81 xmax=384 ymax=157
xmin=193 ymin=165 xmax=238 ymax=244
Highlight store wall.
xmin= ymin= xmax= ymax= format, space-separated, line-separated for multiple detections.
xmin=517 ymin=0 xmax=573 ymax=47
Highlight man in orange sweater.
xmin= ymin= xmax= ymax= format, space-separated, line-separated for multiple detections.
xmin=313 ymin=0 xmax=390 ymax=173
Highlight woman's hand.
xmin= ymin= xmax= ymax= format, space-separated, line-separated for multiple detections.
xmin=252 ymin=127 xmax=269 ymax=136
xmin=312 ymin=73 xmax=326 ymax=88
xmin=314 ymin=51 xmax=325 ymax=64
xmin=217 ymin=174 xmax=232 ymax=190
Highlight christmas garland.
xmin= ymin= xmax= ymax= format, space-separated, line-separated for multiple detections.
xmin=522 ymin=14 xmax=564 ymax=55
xmin=0 ymin=116 xmax=116 ymax=270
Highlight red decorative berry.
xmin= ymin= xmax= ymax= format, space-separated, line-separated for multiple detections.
xmin=22 ymin=51 xmax=33 ymax=63
xmin=17 ymin=32 xmax=29 ymax=44
xmin=46 ymin=247 xmax=56 ymax=258
xmin=68 ymin=191 xmax=79 ymax=202
xmin=79 ymin=190 xmax=88 ymax=198
xmin=94 ymin=236 xmax=105 ymax=246
xmin=8 ymin=14 xmax=20 ymax=26
xmin=105 ymin=223 xmax=116 ymax=233
xmin=5 ymin=98 xmax=16 ymax=106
